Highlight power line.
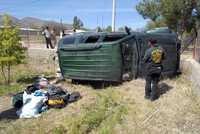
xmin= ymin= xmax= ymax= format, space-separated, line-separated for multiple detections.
xmin=102 ymin=0 xmax=106 ymax=29
xmin=31 ymin=0 xmax=41 ymax=3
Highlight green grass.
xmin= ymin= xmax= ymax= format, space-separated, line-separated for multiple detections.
xmin=0 ymin=64 xmax=54 ymax=95
xmin=97 ymin=104 xmax=127 ymax=134
xmin=66 ymin=89 xmax=127 ymax=134
xmin=51 ymin=125 xmax=67 ymax=134
xmin=0 ymin=84 xmax=25 ymax=95
xmin=1 ymin=73 xmax=200 ymax=134
xmin=16 ymin=71 xmax=53 ymax=84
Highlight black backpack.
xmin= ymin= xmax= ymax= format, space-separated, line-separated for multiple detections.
xmin=47 ymin=85 xmax=81 ymax=108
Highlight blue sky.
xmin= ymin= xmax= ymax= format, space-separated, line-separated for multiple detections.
xmin=0 ymin=0 xmax=147 ymax=29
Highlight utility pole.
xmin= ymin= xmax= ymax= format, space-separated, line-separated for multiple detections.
xmin=60 ymin=18 xmax=63 ymax=30
xmin=60 ymin=18 xmax=64 ymax=38
xmin=96 ymin=16 xmax=99 ymax=27
xmin=102 ymin=16 xmax=104 ymax=29
xmin=112 ymin=0 xmax=116 ymax=32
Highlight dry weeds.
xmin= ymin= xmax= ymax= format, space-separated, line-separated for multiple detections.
xmin=0 ymin=74 xmax=200 ymax=134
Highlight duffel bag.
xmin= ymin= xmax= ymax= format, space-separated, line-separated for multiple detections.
xmin=47 ymin=98 xmax=66 ymax=108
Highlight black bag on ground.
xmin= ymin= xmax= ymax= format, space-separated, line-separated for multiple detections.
xmin=25 ymin=85 xmax=39 ymax=94
xmin=47 ymin=85 xmax=69 ymax=108
xmin=47 ymin=85 xmax=81 ymax=108
xmin=68 ymin=92 xmax=81 ymax=103
xmin=12 ymin=92 xmax=23 ymax=109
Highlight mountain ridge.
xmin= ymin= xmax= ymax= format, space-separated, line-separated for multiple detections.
xmin=0 ymin=14 xmax=72 ymax=29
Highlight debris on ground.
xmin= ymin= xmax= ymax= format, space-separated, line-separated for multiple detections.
xmin=12 ymin=77 xmax=81 ymax=118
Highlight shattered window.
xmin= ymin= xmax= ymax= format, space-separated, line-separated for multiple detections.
xmin=103 ymin=35 xmax=125 ymax=42
xmin=85 ymin=36 xmax=100 ymax=43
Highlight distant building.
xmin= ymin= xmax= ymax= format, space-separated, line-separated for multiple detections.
xmin=19 ymin=27 xmax=41 ymax=36
xmin=64 ymin=29 xmax=88 ymax=35
xmin=0 ymin=26 xmax=41 ymax=36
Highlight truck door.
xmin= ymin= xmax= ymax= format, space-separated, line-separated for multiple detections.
xmin=121 ymin=36 xmax=139 ymax=81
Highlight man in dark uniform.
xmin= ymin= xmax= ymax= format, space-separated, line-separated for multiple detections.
xmin=143 ymin=39 xmax=165 ymax=101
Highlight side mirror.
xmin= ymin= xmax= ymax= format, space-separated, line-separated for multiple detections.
xmin=125 ymin=26 xmax=131 ymax=35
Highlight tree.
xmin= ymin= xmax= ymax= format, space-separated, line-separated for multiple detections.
xmin=118 ymin=26 xmax=133 ymax=32
xmin=162 ymin=0 xmax=194 ymax=34
xmin=73 ymin=16 xmax=84 ymax=32
xmin=0 ymin=14 xmax=26 ymax=85
xmin=136 ymin=0 xmax=198 ymax=36
xmin=136 ymin=0 xmax=161 ymax=21
xmin=146 ymin=17 xmax=167 ymax=30
xmin=96 ymin=26 xmax=102 ymax=32
xmin=103 ymin=26 xmax=112 ymax=32
xmin=118 ymin=27 xmax=125 ymax=32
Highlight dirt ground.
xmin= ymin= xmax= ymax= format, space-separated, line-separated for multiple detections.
xmin=0 ymin=73 xmax=200 ymax=134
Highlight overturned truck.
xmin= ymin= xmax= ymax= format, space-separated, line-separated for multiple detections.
xmin=57 ymin=28 xmax=180 ymax=82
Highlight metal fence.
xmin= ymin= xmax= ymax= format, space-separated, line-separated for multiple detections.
xmin=193 ymin=36 xmax=200 ymax=62
xmin=20 ymin=35 xmax=59 ymax=48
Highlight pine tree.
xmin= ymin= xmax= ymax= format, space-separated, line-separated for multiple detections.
xmin=73 ymin=16 xmax=83 ymax=32
xmin=0 ymin=14 xmax=26 ymax=85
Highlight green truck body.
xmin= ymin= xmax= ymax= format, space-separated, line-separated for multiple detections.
xmin=58 ymin=29 xmax=180 ymax=82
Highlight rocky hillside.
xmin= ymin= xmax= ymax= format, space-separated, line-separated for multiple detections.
xmin=0 ymin=14 xmax=72 ymax=29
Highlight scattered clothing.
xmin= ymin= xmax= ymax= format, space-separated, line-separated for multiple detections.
xmin=12 ymin=77 xmax=81 ymax=118
xmin=47 ymin=85 xmax=69 ymax=108
xmin=47 ymin=99 xmax=66 ymax=109
xmin=34 ymin=77 xmax=49 ymax=89
xmin=46 ymin=85 xmax=80 ymax=108
xmin=12 ymin=84 xmax=41 ymax=109
xmin=25 ymin=85 xmax=39 ymax=95
xmin=12 ymin=92 xmax=23 ymax=109
xmin=16 ymin=91 xmax=47 ymax=118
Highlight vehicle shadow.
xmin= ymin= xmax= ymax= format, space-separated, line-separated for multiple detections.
xmin=0 ymin=108 xmax=18 ymax=121
xmin=72 ymin=80 xmax=122 ymax=89
xmin=159 ymin=83 xmax=173 ymax=96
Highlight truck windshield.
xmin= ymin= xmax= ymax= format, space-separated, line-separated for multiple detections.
xmin=63 ymin=36 xmax=75 ymax=45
